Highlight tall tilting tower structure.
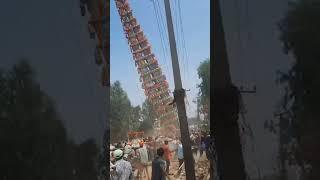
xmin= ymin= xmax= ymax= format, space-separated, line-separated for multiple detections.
xmin=115 ymin=0 xmax=179 ymax=137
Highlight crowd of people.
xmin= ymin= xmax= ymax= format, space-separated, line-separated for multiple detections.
xmin=110 ymin=132 xmax=214 ymax=180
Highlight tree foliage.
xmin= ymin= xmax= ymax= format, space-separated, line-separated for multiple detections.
xmin=278 ymin=0 xmax=320 ymax=178
xmin=197 ymin=58 xmax=210 ymax=121
xmin=109 ymin=80 xmax=161 ymax=140
xmin=139 ymin=99 xmax=156 ymax=132
xmin=130 ymin=105 xmax=142 ymax=131
xmin=0 ymin=60 xmax=98 ymax=180
xmin=110 ymin=81 xmax=143 ymax=142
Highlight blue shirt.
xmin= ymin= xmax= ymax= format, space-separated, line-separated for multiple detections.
xmin=177 ymin=144 xmax=183 ymax=159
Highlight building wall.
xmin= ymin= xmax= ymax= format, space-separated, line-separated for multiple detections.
xmin=220 ymin=0 xmax=294 ymax=179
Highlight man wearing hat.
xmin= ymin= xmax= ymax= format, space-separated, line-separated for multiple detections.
xmin=112 ymin=149 xmax=134 ymax=180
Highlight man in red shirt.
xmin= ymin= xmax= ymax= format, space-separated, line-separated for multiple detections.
xmin=162 ymin=140 xmax=174 ymax=174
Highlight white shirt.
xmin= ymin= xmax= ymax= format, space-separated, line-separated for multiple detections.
xmin=137 ymin=146 xmax=149 ymax=164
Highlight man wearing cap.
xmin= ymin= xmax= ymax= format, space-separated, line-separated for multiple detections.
xmin=112 ymin=149 xmax=134 ymax=180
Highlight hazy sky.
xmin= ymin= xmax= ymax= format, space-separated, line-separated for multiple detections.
xmin=0 ymin=0 xmax=107 ymax=145
xmin=110 ymin=0 xmax=210 ymax=117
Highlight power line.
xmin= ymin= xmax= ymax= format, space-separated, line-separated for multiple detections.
xmin=177 ymin=0 xmax=190 ymax=83
xmin=172 ymin=0 xmax=186 ymax=82
xmin=151 ymin=0 xmax=172 ymax=85
xmin=154 ymin=0 xmax=174 ymax=82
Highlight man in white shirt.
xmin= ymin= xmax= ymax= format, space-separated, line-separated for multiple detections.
xmin=137 ymin=142 xmax=150 ymax=179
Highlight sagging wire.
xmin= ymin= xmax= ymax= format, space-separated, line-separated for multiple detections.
xmin=176 ymin=0 xmax=191 ymax=87
xmin=171 ymin=0 xmax=186 ymax=82
xmin=151 ymin=0 xmax=173 ymax=85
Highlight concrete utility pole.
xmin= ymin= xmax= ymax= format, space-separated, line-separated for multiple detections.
xmin=163 ymin=0 xmax=196 ymax=179
xmin=213 ymin=0 xmax=247 ymax=179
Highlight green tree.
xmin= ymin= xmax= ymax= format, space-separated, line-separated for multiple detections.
xmin=279 ymin=1 xmax=320 ymax=179
xmin=110 ymin=81 xmax=132 ymax=142
xmin=139 ymin=99 xmax=156 ymax=133
xmin=0 ymin=60 xmax=99 ymax=180
xmin=130 ymin=105 xmax=142 ymax=131
xmin=0 ymin=60 xmax=71 ymax=180
xmin=197 ymin=58 xmax=210 ymax=122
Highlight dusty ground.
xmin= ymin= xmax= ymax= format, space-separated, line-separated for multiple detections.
xmin=133 ymin=151 xmax=211 ymax=180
